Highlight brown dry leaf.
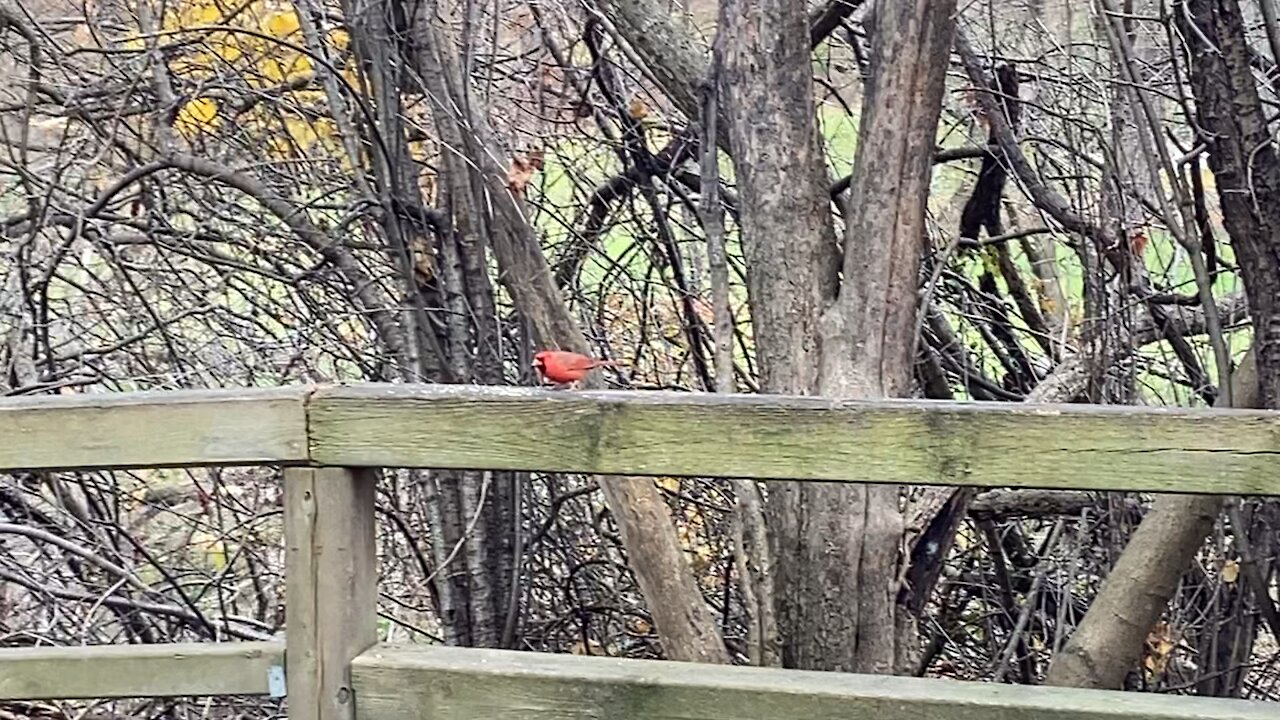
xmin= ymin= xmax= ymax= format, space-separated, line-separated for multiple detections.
xmin=965 ymin=88 xmax=989 ymax=128
xmin=71 ymin=22 xmax=94 ymax=46
xmin=540 ymin=65 xmax=559 ymax=90
xmin=1130 ymin=229 xmax=1149 ymax=257
xmin=1222 ymin=558 xmax=1240 ymax=583
xmin=410 ymin=237 xmax=435 ymax=282
xmin=691 ymin=296 xmax=715 ymax=325
xmin=505 ymin=151 xmax=544 ymax=198
xmin=1143 ymin=622 xmax=1179 ymax=678
xmin=628 ymin=95 xmax=649 ymax=120
xmin=571 ymin=638 xmax=606 ymax=656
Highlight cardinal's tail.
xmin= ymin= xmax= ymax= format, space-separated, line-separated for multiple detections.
xmin=592 ymin=359 xmax=625 ymax=368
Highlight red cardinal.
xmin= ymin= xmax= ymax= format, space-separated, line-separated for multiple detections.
xmin=532 ymin=350 xmax=621 ymax=388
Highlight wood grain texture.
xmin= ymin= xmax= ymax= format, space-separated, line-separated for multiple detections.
xmin=309 ymin=384 xmax=1280 ymax=495
xmin=350 ymin=644 xmax=1277 ymax=720
xmin=0 ymin=641 xmax=283 ymax=699
xmin=285 ymin=467 xmax=378 ymax=720
xmin=0 ymin=386 xmax=310 ymax=471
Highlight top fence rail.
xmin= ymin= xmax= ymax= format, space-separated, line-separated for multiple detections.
xmin=2 ymin=383 xmax=1278 ymax=495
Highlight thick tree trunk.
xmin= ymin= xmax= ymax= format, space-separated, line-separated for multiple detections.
xmin=718 ymin=0 xmax=955 ymax=673
xmin=716 ymin=0 xmax=838 ymax=398
xmin=715 ymin=0 xmax=840 ymax=668
xmin=814 ymin=0 xmax=956 ymax=673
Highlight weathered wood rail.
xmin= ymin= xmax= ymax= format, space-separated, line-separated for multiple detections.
xmin=1 ymin=383 xmax=1278 ymax=719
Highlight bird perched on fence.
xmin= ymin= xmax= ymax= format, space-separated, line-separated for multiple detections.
xmin=532 ymin=349 xmax=623 ymax=389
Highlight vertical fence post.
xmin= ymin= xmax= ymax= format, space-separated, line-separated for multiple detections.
xmin=284 ymin=467 xmax=377 ymax=720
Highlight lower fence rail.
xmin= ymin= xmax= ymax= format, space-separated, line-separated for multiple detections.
xmin=350 ymin=644 xmax=1277 ymax=720
xmin=0 ymin=641 xmax=285 ymax=700
xmin=3 ymin=640 xmax=1276 ymax=719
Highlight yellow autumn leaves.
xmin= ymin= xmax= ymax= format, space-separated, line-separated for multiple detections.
xmin=122 ymin=0 xmax=354 ymax=157
xmin=174 ymin=96 xmax=218 ymax=136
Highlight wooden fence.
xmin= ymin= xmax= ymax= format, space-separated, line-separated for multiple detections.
xmin=0 ymin=383 xmax=1278 ymax=719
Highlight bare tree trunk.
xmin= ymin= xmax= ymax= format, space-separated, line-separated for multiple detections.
xmin=1179 ymin=0 xmax=1280 ymax=406
xmin=409 ymin=3 xmax=727 ymax=664
xmin=815 ymin=0 xmax=956 ymax=674
xmin=699 ymin=59 xmax=779 ymax=667
xmin=595 ymin=479 xmax=728 ymax=663
xmin=715 ymin=0 xmax=836 ymax=670
xmin=1042 ymin=356 xmax=1252 ymax=690
xmin=717 ymin=0 xmax=955 ymax=673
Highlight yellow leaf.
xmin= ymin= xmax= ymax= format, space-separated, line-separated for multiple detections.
xmin=336 ymin=317 xmax=364 ymax=344
xmin=284 ymin=116 xmax=319 ymax=149
xmin=175 ymin=97 xmax=219 ymax=136
xmin=288 ymin=54 xmax=314 ymax=81
xmin=209 ymin=543 xmax=227 ymax=570
xmin=171 ymin=1 xmax=221 ymax=30
xmin=260 ymin=57 xmax=286 ymax=83
xmin=191 ymin=3 xmax=222 ymax=24
xmin=340 ymin=64 xmax=362 ymax=88
xmin=266 ymin=135 xmax=293 ymax=158
xmin=1222 ymin=559 xmax=1240 ymax=583
xmin=328 ymin=28 xmax=350 ymax=51
xmin=260 ymin=54 xmax=311 ymax=83
xmin=210 ymin=34 xmax=243 ymax=63
xmin=263 ymin=10 xmax=300 ymax=37
xmin=655 ymin=477 xmax=681 ymax=493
